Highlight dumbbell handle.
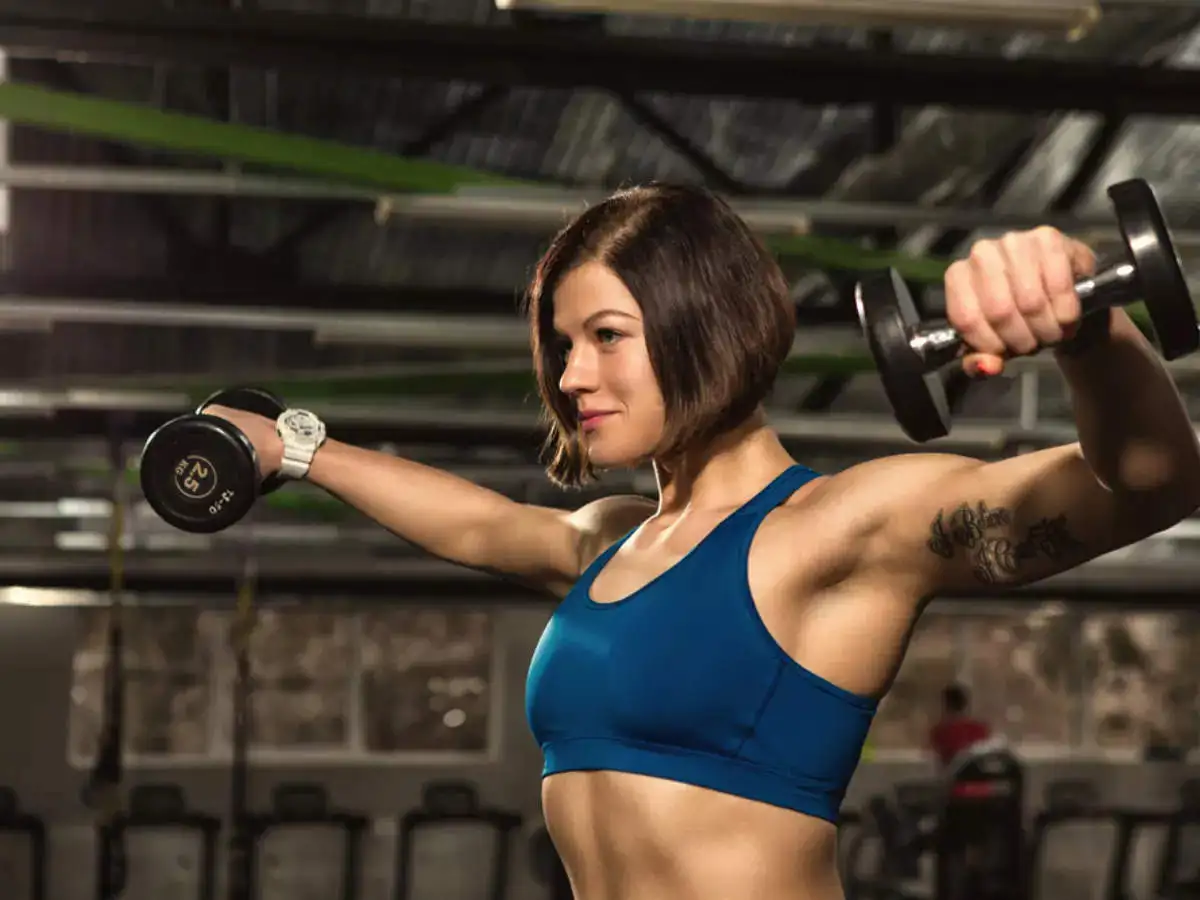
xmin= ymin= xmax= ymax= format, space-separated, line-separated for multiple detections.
xmin=907 ymin=260 xmax=1137 ymax=370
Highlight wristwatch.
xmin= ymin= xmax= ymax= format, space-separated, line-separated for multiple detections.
xmin=275 ymin=408 xmax=327 ymax=481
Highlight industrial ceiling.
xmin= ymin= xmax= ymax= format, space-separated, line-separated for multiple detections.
xmin=1 ymin=0 xmax=1200 ymax=599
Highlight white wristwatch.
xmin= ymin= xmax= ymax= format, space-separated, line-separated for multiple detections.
xmin=275 ymin=408 xmax=327 ymax=481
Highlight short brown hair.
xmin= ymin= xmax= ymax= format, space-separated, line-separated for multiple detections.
xmin=524 ymin=183 xmax=795 ymax=488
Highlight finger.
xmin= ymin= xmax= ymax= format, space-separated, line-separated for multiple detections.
xmin=970 ymin=241 xmax=1038 ymax=356
xmin=1002 ymin=232 xmax=1062 ymax=347
xmin=1032 ymin=227 xmax=1081 ymax=331
xmin=961 ymin=352 xmax=1006 ymax=379
xmin=1066 ymin=237 xmax=1098 ymax=278
xmin=945 ymin=259 xmax=1005 ymax=360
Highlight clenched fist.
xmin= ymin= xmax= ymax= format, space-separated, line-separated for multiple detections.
xmin=946 ymin=227 xmax=1097 ymax=377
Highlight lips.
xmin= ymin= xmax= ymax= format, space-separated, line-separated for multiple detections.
xmin=578 ymin=411 xmax=613 ymax=431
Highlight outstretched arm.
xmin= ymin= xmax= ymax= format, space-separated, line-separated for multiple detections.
xmin=870 ymin=307 xmax=1200 ymax=594
xmin=854 ymin=229 xmax=1200 ymax=596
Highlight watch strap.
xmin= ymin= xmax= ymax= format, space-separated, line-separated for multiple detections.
xmin=278 ymin=449 xmax=314 ymax=481
xmin=275 ymin=409 xmax=326 ymax=481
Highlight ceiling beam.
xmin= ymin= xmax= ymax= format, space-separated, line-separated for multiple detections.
xmin=2 ymin=9 xmax=1200 ymax=114
xmin=0 ymin=555 xmax=1197 ymax=602
xmin=0 ymin=273 xmax=530 ymax=314
xmin=0 ymin=385 xmax=1076 ymax=451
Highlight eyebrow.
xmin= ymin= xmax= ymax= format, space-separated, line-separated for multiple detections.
xmin=582 ymin=309 xmax=639 ymax=328
xmin=552 ymin=308 xmax=640 ymax=335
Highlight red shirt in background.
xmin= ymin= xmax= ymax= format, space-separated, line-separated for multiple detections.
xmin=929 ymin=716 xmax=992 ymax=767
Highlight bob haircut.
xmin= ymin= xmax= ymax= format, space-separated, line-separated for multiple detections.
xmin=524 ymin=182 xmax=796 ymax=488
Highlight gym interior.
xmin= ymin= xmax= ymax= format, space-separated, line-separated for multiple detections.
xmin=0 ymin=1 xmax=1198 ymax=899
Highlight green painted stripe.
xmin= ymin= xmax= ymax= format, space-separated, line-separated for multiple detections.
xmin=0 ymin=81 xmax=949 ymax=271
xmin=0 ymin=82 xmax=528 ymax=193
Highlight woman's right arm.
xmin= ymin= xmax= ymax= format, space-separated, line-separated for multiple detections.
xmin=310 ymin=438 xmax=589 ymax=592
xmin=206 ymin=405 xmax=652 ymax=596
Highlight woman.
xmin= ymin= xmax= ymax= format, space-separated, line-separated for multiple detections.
xmin=208 ymin=184 xmax=1200 ymax=900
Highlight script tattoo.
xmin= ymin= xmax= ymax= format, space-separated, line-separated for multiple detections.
xmin=926 ymin=501 xmax=1083 ymax=585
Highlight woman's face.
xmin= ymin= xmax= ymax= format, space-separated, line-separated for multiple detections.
xmin=552 ymin=262 xmax=666 ymax=469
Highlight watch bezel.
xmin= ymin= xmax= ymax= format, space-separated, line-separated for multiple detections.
xmin=277 ymin=408 xmax=325 ymax=448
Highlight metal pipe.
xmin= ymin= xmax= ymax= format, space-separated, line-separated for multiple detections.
xmin=0 ymin=296 xmax=533 ymax=350
xmin=0 ymin=164 xmax=1176 ymax=240
xmin=0 ymin=384 xmax=1083 ymax=452
xmin=494 ymin=0 xmax=1100 ymax=35
xmin=6 ymin=293 xmax=1200 ymax=377
xmin=1 ymin=551 xmax=1199 ymax=604
xmin=0 ymin=295 xmax=864 ymax=356
xmin=3 ymin=10 xmax=1198 ymax=116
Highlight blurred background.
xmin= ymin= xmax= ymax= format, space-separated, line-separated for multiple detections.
xmin=0 ymin=0 xmax=1198 ymax=898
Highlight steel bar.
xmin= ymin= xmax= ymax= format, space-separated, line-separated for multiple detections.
xmin=1 ymin=9 xmax=1199 ymax=114
xmin=0 ymin=297 xmax=865 ymax=356
xmin=495 ymin=0 xmax=1100 ymax=34
xmin=0 ymin=553 xmax=1196 ymax=602
xmin=0 ymin=164 xmax=1169 ymax=240
xmin=0 ymin=384 xmax=1087 ymax=451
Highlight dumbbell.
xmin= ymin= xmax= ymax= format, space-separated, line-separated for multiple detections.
xmin=857 ymin=178 xmax=1198 ymax=443
xmin=140 ymin=387 xmax=287 ymax=533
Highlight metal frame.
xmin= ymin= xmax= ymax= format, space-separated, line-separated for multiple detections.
xmin=0 ymin=164 xmax=1158 ymax=236
xmin=2 ymin=555 xmax=1198 ymax=601
xmin=2 ymin=9 xmax=1200 ymax=114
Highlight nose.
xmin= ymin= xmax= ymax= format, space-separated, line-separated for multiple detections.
xmin=558 ymin=344 xmax=597 ymax=396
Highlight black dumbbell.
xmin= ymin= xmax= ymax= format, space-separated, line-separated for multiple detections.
xmin=140 ymin=387 xmax=287 ymax=533
xmin=857 ymin=178 xmax=1198 ymax=443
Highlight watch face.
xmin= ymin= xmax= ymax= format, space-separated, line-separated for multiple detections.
xmin=282 ymin=410 xmax=321 ymax=440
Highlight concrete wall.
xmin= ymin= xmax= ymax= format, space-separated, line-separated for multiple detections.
xmin=0 ymin=603 xmax=1194 ymax=900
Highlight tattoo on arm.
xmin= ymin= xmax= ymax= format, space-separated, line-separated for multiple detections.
xmin=926 ymin=501 xmax=1084 ymax=584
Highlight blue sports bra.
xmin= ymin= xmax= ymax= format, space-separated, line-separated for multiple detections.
xmin=525 ymin=464 xmax=878 ymax=824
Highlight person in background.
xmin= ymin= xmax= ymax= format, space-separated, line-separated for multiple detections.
xmin=929 ymin=684 xmax=993 ymax=769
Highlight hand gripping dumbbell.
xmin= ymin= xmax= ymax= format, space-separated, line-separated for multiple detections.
xmin=856 ymin=178 xmax=1199 ymax=443
xmin=140 ymin=387 xmax=288 ymax=533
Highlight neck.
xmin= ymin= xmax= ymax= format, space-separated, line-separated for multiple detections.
xmin=651 ymin=412 xmax=796 ymax=514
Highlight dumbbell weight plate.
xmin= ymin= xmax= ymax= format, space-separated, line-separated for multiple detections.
xmin=1107 ymin=179 xmax=1198 ymax=361
xmin=196 ymin=386 xmax=288 ymax=496
xmin=857 ymin=269 xmax=953 ymax=443
xmin=196 ymin=385 xmax=286 ymax=419
xmin=140 ymin=414 xmax=261 ymax=533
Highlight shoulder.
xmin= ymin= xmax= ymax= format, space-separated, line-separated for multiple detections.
xmin=759 ymin=453 xmax=984 ymax=590
xmin=774 ymin=453 xmax=981 ymax=532
xmin=566 ymin=493 xmax=657 ymax=571
xmin=824 ymin=453 xmax=982 ymax=498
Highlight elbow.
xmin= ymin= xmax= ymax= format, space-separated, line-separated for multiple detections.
xmin=1104 ymin=437 xmax=1200 ymax=509
xmin=1115 ymin=471 xmax=1200 ymax=537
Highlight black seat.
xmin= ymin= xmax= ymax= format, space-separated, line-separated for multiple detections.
xmin=838 ymin=809 xmax=864 ymax=886
xmin=845 ymin=794 xmax=931 ymax=900
xmin=1025 ymin=778 xmax=1129 ymax=900
xmin=95 ymin=783 xmax=219 ymax=900
xmin=393 ymin=780 xmax=522 ymax=900
xmin=1153 ymin=778 xmax=1200 ymax=900
xmin=240 ymin=782 xmax=368 ymax=900
xmin=529 ymin=825 xmax=571 ymax=900
xmin=0 ymin=787 xmax=46 ymax=900
xmin=934 ymin=745 xmax=1024 ymax=900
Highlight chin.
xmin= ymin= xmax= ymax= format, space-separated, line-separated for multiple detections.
xmin=584 ymin=439 xmax=650 ymax=471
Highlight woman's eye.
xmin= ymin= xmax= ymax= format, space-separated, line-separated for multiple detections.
xmin=596 ymin=328 xmax=622 ymax=345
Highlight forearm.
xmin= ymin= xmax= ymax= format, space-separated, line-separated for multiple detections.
xmin=1056 ymin=308 xmax=1200 ymax=496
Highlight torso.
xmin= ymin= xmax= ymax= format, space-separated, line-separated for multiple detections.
xmin=540 ymin=465 xmax=929 ymax=900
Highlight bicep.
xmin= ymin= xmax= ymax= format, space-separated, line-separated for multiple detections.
xmin=894 ymin=445 xmax=1175 ymax=593
xmin=470 ymin=494 xmax=653 ymax=597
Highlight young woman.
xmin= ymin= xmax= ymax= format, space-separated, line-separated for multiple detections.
xmin=208 ymin=184 xmax=1200 ymax=900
